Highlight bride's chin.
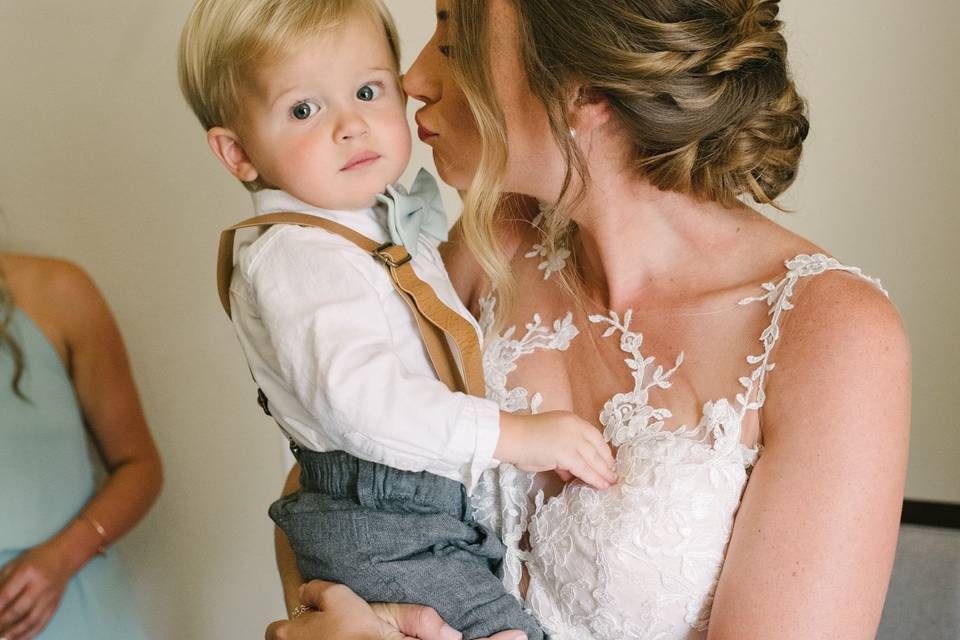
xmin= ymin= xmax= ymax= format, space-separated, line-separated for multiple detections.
xmin=433 ymin=153 xmax=473 ymax=193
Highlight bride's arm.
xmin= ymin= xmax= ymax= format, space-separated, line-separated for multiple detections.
xmin=706 ymin=274 xmax=911 ymax=639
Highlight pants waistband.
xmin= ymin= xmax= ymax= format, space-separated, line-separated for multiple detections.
xmin=293 ymin=448 xmax=470 ymax=520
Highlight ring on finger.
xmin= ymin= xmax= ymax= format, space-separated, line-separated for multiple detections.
xmin=290 ymin=603 xmax=317 ymax=619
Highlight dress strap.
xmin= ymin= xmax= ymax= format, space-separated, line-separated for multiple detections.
xmin=734 ymin=254 xmax=888 ymax=418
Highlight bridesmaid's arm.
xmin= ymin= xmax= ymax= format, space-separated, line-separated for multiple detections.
xmin=54 ymin=261 xmax=163 ymax=566
xmin=0 ymin=260 xmax=162 ymax=639
xmin=706 ymin=274 xmax=911 ymax=639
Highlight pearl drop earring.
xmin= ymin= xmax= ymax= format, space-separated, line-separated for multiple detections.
xmin=569 ymin=128 xmax=578 ymax=140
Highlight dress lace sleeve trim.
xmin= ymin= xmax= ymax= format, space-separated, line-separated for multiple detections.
xmin=735 ymin=253 xmax=888 ymax=418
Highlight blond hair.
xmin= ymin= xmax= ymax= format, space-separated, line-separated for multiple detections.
xmin=0 ymin=266 xmax=27 ymax=400
xmin=177 ymin=0 xmax=401 ymax=188
xmin=450 ymin=0 xmax=809 ymax=307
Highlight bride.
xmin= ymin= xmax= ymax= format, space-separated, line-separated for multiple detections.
xmin=267 ymin=1 xmax=910 ymax=638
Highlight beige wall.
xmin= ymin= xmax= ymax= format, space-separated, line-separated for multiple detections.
xmin=0 ymin=2 xmax=956 ymax=637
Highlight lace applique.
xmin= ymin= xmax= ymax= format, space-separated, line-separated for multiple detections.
xmin=736 ymin=253 xmax=889 ymax=416
xmin=515 ymin=308 xmax=760 ymax=638
xmin=471 ymin=463 xmax=537 ymax=600
xmin=480 ymin=295 xmax=578 ymax=414
xmin=589 ymin=310 xmax=684 ymax=447
xmin=473 ymin=294 xmax=579 ymax=598
xmin=473 ymin=254 xmax=884 ymax=639
xmin=524 ymin=244 xmax=572 ymax=281
xmin=586 ymin=309 xmax=756 ymax=462
xmin=524 ymin=206 xmax=571 ymax=281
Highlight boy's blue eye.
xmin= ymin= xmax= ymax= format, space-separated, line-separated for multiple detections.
xmin=291 ymin=101 xmax=319 ymax=120
xmin=356 ymin=84 xmax=381 ymax=102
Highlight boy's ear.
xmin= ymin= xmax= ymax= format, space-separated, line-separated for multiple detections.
xmin=207 ymin=127 xmax=259 ymax=183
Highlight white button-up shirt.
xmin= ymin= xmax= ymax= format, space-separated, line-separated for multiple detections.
xmin=229 ymin=189 xmax=500 ymax=492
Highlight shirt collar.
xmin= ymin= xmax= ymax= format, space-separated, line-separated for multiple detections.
xmin=251 ymin=189 xmax=390 ymax=244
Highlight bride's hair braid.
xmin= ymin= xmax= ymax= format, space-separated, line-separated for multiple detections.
xmin=449 ymin=0 xmax=809 ymax=307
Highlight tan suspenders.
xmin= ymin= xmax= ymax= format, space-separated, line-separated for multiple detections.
xmin=217 ymin=212 xmax=485 ymax=398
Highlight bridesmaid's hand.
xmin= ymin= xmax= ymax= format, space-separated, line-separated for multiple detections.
xmin=0 ymin=544 xmax=73 ymax=640
xmin=264 ymin=580 xmax=528 ymax=640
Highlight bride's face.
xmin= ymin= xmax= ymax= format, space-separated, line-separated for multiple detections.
xmin=403 ymin=0 xmax=565 ymax=199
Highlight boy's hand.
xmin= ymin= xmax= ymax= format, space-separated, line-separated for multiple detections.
xmin=496 ymin=411 xmax=617 ymax=489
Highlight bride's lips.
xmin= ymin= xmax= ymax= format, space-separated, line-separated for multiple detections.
xmin=416 ymin=116 xmax=438 ymax=142
xmin=341 ymin=150 xmax=381 ymax=171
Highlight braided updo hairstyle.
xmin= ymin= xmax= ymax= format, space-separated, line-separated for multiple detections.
xmin=449 ymin=0 xmax=809 ymax=306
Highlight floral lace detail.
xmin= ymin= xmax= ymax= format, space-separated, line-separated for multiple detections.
xmin=735 ymin=253 xmax=889 ymax=417
xmin=590 ymin=310 xmax=685 ymax=447
xmin=521 ymin=310 xmax=758 ymax=639
xmin=524 ymin=206 xmax=571 ymax=281
xmin=479 ymin=296 xmax=579 ymax=414
xmin=472 ymin=254 xmax=886 ymax=639
xmin=524 ymin=244 xmax=572 ymax=281
xmin=473 ymin=295 xmax=579 ymax=598
xmin=471 ymin=463 xmax=537 ymax=601
xmin=526 ymin=418 xmax=752 ymax=638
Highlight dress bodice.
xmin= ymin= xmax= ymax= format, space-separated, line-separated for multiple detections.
xmin=0 ymin=309 xmax=97 ymax=551
xmin=471 ymin=252 xmax=887 ymax=640
xmin=0 ymin=307 xmax=147 ymax=639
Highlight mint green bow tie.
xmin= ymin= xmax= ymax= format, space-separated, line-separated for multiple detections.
xmin=377 ymin=168 xmax=448 ymax=258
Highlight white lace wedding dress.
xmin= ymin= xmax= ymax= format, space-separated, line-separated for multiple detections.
xmin=471 ymin=250 xmax=886 ymax=640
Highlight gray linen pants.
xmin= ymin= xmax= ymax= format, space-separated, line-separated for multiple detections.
xmin=269 ymin=448 xmax=545 ymax=640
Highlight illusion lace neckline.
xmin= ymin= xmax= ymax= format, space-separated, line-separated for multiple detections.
xmin=473 ymin=253 xmax=888 ymax=639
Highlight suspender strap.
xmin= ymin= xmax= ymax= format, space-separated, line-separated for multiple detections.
xmin=217 ymin=212 xmax=485 ymax=397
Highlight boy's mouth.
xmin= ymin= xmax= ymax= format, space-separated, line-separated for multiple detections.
xmin=341 ymin=151 xmax=382 ymax=171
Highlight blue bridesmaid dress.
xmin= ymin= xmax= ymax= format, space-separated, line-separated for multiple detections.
xmin=0 ymin=309 xmax=146 ymax=639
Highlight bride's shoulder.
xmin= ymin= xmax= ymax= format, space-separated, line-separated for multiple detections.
xmin=779 ymin=257 xmax=901 ymax=348
xmin=736 ymin=213 xmax=906 ymax=374
xmin=754 ymin=249 xmax=907 ymax=405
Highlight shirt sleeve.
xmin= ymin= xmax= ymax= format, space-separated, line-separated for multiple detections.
xmin=248 ymin=227 xmax=500 ymax=492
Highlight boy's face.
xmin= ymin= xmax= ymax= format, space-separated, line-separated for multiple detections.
xmin=235 ymin=12 xmax=410 ymax=210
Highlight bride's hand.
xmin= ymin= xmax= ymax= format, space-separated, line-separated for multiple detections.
xmin=264 ymin=580 xmax=528 ymax=640
xmin=264 ymin=581 xmax=404 ymax=640
xmin=372 ymin=601 xmax=527 ymax=640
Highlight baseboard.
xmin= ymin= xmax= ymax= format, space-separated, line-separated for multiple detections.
xmin=901 ymin=499 xmax=960 ymax=529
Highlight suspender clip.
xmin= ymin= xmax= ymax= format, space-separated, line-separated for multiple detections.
xmin=256 ymin=388 xmax=272 ymax=417
xmin=373 ymin=242 xmax=413 ymax=268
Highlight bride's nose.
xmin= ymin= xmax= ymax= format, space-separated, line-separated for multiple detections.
xmin=402 ymin=43 xmax=441 ymax=105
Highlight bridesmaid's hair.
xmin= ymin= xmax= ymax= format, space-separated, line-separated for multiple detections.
xmin=449 ymin=0 xmax=809 ymax=304
xmin=0 ymin=265 xmax=27 ymax=400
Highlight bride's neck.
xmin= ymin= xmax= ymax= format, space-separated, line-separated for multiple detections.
xmin=566 ymin=174 xmax=750 ymax=311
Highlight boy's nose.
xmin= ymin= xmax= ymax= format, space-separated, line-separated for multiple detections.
xmin=334 ymin=110 xmax=369 ymax=142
